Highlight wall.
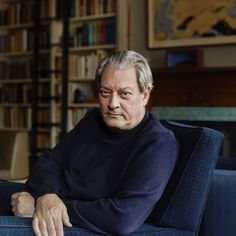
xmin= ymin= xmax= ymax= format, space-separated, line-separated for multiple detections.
xmin=127 ymin=0 xmax=236 ymax=69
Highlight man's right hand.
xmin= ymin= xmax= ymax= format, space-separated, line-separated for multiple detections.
xmin=33 ymin=193 xmax=72 ymax=236
xmin=11 ymin=191 xmax=35 ymax=217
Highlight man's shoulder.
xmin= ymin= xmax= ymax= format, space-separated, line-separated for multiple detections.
xmin=144 ymin=112 xmax=178 ymax=145
xmin=146 ymin=112 xmax=172 ymax=134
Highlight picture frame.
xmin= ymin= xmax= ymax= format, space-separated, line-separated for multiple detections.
xmin=147 ymin=0 xmax=236 ymax=49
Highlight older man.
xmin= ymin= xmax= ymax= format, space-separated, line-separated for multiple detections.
xmin=11 ymin=51 xmax=179 ymax=236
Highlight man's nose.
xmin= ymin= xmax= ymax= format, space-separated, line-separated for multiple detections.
xmin=108 ymin=94 xmax=120 ymax=109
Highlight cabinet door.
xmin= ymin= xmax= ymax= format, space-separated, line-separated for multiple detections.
xmin=152 ymin=74 xmax=236 ymax=106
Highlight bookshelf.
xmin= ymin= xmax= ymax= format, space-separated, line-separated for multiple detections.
xmin=0 ymin=0 xmax=128 ymax=161
xmin=0 ymin=0 xmax=53 ymax=161
xmin=0 ymin=0 xmax=33 ymax=131
xmin=55 ymin=0 xmax=128 ymax=132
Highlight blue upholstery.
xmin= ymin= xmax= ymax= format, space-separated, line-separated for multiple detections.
xmin=199 ymin=158 xmax=236 ymax=236
xmin=0 ymin=121 xmax=223 ymax=236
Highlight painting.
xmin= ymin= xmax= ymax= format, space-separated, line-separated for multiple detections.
xmin=148 ymin=0 xmax=236 ymax=48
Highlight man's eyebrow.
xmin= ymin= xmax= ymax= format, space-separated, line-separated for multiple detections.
xmin=120 ymin=87 xmax=133 ymax=91
xmin=99 ymin=86 xmax=111 ymax=91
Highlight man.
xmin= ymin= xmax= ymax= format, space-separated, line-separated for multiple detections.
xmin=11 ymin=50 xmax=179 ymax=236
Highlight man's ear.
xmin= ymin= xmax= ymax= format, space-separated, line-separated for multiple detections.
xmin=142 ymin=88 xmax=151 ymax=106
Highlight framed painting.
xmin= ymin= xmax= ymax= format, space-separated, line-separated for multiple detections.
xmin=147 ymin=0 xmax=236 ymax=49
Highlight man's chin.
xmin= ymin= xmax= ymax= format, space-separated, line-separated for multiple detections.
xmin=105 ymin=121 xmax=125 ymax=132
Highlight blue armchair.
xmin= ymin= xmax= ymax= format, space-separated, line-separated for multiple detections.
xmin=0 ymin=121 xmax=223 ymax=235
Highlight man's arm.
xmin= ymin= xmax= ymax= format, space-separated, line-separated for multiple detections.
xmin=62 ymin=135 xmax=179 ymax=235
xmin=25 ymin=124 xmax=79 ymax=198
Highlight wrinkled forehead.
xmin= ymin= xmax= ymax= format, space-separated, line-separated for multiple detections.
xmin=100 ymin=65 xmax=139 ymax=88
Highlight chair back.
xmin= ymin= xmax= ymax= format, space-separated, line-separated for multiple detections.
xmin=149 ymin=121 xmax=223 ymax=234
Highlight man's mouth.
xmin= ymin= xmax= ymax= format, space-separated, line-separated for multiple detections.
xmin=106 ymin=112 xmax=120 ymax=117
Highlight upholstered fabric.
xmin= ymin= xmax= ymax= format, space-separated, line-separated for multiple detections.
xmin=0 ymin=216 xmax=194 ymax=236
xmin=150 ymin=121 xmax=223 ymax=233
xmin=199 ymin=169 xmax=236 ymax=236
xmin=0 ymin=121 xmax=223 ymax=235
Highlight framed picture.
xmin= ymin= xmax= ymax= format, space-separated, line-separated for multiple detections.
xmin=147 ymin=0 xmax=236 ymax=49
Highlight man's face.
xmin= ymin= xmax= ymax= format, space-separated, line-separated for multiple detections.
xmin=98 ymin=65 xmax=150 ymax=131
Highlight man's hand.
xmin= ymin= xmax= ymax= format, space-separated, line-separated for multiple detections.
xmin=11 ymin=192 xmax=35 ymax=217
xmin=33 ymin=193 xmax=72 ymax=236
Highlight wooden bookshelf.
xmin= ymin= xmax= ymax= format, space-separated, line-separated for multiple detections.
xmin=55 ymin=0 xmax=128 ymax=132
xmin=0 ymin=0 xmax=128 ymax=153
xmin=0 ymin=0 xmax=52 ymax=154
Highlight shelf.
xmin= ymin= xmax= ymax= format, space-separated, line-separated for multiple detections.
xmin=0 ymin=103 xmax=31 ymax=107
xmin=69 ymin=45 xmax=116 ymax=52
xmin=68 ymin=78 xmax=95 ymax=82
xmin=0 ymin=103 xmax=50 ymax=108
xmin=0 ymin=127 xmax=30 ymax=132
xmin=0 ymin=79 xmax=32 ymax=84
xmin=152 ymin=106 xmax=236 ymax=122
xmin=70 ymin=13 xmax=115 ymax=23
xmin=67 ymin=103 xmax=99 ymax=108
xmin=0 ymin=22 xmax=33 ymax=30
xmin=0 ymin=51 xmax=33 ymax=57
xmin=0 ymin=79 xmax=50 ymax=84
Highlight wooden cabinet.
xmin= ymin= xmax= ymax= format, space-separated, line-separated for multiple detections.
xmin=151 ymin=67 xmax=236 ymax=107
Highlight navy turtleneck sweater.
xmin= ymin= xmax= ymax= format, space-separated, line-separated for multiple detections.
xmin=26 ymin=108 xmax=179 ymax=235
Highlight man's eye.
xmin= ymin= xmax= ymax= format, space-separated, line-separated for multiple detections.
xmin=121 ymin=91 xmax=131 ymax=98
xmin=100 ymin=90 xmax=110 ymax=97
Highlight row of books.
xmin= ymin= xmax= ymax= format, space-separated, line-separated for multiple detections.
xmin=70 ymin=21 xmax=116 ymax=47
xmin=0 ymin=29 xmax=34 ymax=53
xmin=70 ymin=0 xmax=116 ymax=18
xmin=0 ymin=2 xmax=33 ymax=26
xmin=0 ymin=0 xmax=50 ymax=26
xmin=0 ymin=107 xmax=31 ymax=129
xmin=0 ymin=84 xmax=50 ymax=103
xmin=67 ymin=107 xmax=91 ymax=131
xmin=0 ymin=27 xmax=49 ymax=53
xmin=0 ymin=58 xmax=32 ymax=80
xmin=68 ymin=50 xmax=108 ymax=79
xmin=0 ymin=106 xmax=51 ymax=130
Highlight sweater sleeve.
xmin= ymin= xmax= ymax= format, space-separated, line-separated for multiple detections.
xmin=25 ymin=125 xmax=79 ymax=198
xmin=62 ymin=133 xmax=179 ymax=235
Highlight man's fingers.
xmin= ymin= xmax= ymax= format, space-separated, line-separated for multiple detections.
xmin=33 ymin=217 xmax=42 ymax=236
xmin=11 ymin=193 xmax=18 ymax=199
xmin=46 ymin=217 xmax=57 ymax=236
xmin=39 ymin=220 xmax=48 ymax=236
xmin=53 ymin=216 xmax=64 ymax=236
xmin=62 ymin=210 xmax=72 ymax=227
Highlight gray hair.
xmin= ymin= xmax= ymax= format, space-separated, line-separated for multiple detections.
xmin=95 ymin=50 xmax=153 ymax=92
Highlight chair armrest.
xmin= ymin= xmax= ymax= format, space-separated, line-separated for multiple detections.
xmin=0 ymin=217 xmax=194 ymax=236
